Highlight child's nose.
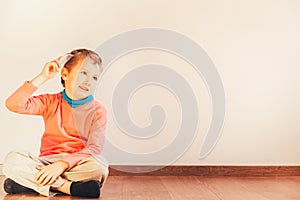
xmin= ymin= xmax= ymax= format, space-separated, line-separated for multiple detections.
xmin=83 ymin=77 xmax=91 ymax=86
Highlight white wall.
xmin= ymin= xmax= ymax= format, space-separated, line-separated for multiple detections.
xmin=0 ymin=0 xmax=300 ymax=165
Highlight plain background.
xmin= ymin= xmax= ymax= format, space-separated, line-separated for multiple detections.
xmin=0 ymin=0 xmax=300 ymax=165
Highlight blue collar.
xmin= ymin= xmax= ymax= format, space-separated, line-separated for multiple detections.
xmin=62 ymin=90 xmax=93 ymax=108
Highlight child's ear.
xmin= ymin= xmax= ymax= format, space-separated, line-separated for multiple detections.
xmin=61 ymin=68 xmax=68 ymax=80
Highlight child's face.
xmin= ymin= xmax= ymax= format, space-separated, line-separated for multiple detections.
xmin=63 ymin=58 xmax=101 ymax=100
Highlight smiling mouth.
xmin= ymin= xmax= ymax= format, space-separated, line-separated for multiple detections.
xmin=79 ymin=86 xmax=89 ymax=92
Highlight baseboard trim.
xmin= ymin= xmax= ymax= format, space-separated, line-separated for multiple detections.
xmin=108 ymin=165 xmax=300 ymax=176
xmin=1 ymin=164 xmax=299 ymax=177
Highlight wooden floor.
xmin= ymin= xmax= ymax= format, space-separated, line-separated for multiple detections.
xmin=0 ymin=175 xmax=300 ymax=200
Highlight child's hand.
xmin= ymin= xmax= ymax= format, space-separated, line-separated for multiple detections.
xmin=35 ymin=161 xmax=69 ymax=186
xmin=30 ymin=57 xmax=62 ymax=87
xmin=40 ymin=59 xmax=61 ymax=80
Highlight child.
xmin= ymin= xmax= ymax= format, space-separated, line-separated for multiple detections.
xmin=3 ymin=48 xmax=108 ymax=198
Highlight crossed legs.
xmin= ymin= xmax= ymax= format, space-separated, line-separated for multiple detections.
xmin=2 ymin=151 xmax=109 ymax=197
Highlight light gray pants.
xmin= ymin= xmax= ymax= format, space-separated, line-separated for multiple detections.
xmin=2 ymin=151 xmax=109 ymax=196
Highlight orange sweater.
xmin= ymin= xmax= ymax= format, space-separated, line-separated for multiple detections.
xmin=5 ymin=81 xmax=107 ymax=168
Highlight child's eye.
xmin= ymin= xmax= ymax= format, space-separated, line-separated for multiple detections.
xmin=81 ymin=71 xmax=87 ymax=75
xmin=93 ymin=76 xmax=98 ymax=81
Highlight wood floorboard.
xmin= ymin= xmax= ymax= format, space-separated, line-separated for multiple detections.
xmin=101 ymin=176 xmax=124 ymax=200
xmin=238 ymin=176 xmax=300 ymax=200
xmin=122 ymin=176 xmax=171 ymax=200
xmin=0 ymin=175 xmax=300 ymax=200
xmin=160 ymin=176 xmax=221 ymax=200
xmin=199 ymin=177 xmax=269 ymax=200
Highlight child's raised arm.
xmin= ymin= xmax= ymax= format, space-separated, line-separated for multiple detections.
xmin=31 ymin=58 xmax=61 ymax=88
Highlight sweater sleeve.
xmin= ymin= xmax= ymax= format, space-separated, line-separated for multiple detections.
xmin=60 ymin=104 xmax=107 ymax=169
xmin=5 ymin=81 xmax=48 ymax=116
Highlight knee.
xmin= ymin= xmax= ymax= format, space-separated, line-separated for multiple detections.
xmin=3 ymin=151 xmax=36 ymax=168
xmin=64 ymin=157 xmax=109 ymax=182
xmin=88 ymin=160 xmax=109 ymax=180
xmin=4 ymin=151 xmax=24 ymax=166
xmin=93 ymin=160 xmax=109 ymax=185
xmin=81 ymin=158 xmax=109 ymax=181
xmin=3 ymin=151 xmax=27 ymax=176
